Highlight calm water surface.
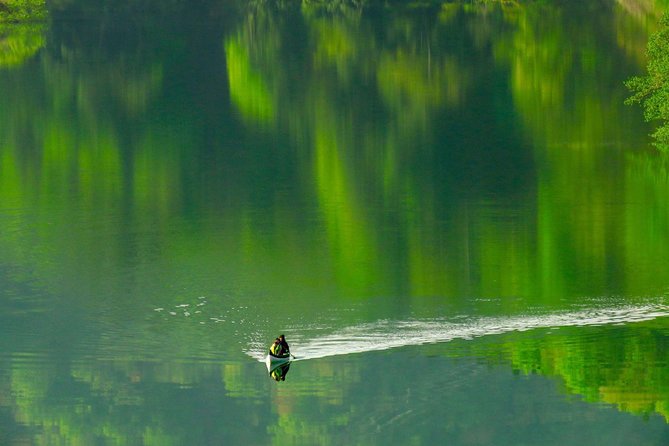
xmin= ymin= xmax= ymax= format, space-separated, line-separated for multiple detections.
xmin=2 ymin=0 xmax=669 ymax=444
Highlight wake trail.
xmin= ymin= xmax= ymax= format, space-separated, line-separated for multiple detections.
xmin=245 ymin=303 xmax=669 ymax=361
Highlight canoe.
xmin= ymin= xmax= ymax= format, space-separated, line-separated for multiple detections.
xmin=265 ymin=353 xmax=291 ymax=371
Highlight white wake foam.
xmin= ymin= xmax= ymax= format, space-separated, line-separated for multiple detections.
xmin=245 ymin=303 xmax=669 ymax=361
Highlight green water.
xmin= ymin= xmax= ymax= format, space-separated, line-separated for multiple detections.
xmin=2 ymin=0 xmax=669 ymax=444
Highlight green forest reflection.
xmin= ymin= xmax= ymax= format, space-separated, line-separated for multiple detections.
xmin=222 ymin=0 xmax=667 ymax=303
xmin=2 ymin=0 xmax=669 ymax=443
xmin=470 ymin=320 xmax=669 ymax=421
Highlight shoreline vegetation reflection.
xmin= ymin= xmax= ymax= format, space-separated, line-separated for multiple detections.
xmin=0 ymin=0 xmax=47 ymax=67
xmin=1 ymin=0 xmax=669 ymax=444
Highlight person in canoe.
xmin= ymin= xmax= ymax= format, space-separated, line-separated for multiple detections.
xmin=269 ymin=334 xmax=290 ymax=358
xmin=279 ymin=334 xmax=290 ymax=354
xmin=269 ymin=338 xmax=282 ymax=357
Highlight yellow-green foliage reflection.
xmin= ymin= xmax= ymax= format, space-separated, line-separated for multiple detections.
xmin=225 ymin=36 xmax=275 ymax=124
xmin=473 ymin=322 xmax=669 ymax=422
xmin=0 ymin=0 xmax=46 ymax=67
xmin=0 ymin=23 xmax=45 ymax=67
xmin=624 ymin=152 xmax=669 ymax=290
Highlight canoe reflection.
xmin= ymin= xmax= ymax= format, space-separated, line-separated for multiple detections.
xmin=267 ymin=361 xmax=291 ymax=381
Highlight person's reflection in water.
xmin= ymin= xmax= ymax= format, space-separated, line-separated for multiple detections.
xmin=270 ymin=362 xmax=291 ymax=381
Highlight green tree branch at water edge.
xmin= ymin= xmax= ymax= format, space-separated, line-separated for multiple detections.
xmin=0 ymin=0 xmax=46 ymax=22
xmin=626 ymin=13 xmax=669 ymax=151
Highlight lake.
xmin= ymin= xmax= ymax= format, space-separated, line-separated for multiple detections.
xmin=2 ymin=0 xmax=669 ymax=444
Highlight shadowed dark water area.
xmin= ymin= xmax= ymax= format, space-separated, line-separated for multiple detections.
xmin=2 ymin=0 xmax=669 ymax=444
